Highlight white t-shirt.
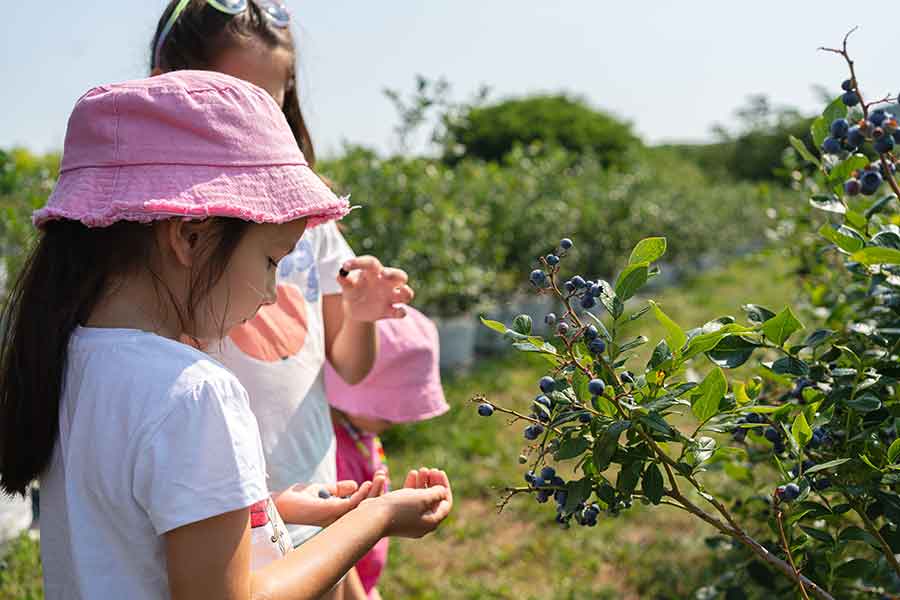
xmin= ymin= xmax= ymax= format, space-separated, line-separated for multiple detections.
xmin=209 ymin=221 xmax=355 ymax=545
xmin=40 ymin=327 xmax=288 ymax=600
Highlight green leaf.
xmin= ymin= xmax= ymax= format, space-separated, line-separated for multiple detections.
xmin=789 ymin=135 xmax=821 ymax=166
xmin=692 ymin=367 xmax=727 ymax=421
xmin=851 ymin=246 xmax=900 ymax=266
xmin=615 ymin=263 xmax=649 ymax=302
xmin=846 ymin=393 xmax=882 ymax=413
xmin=592 ymin=420 xmax=631 ymax=472
xmin=555 ymin=436 xmax=590 ymax=461
xmin=649 ymin=300 xmax=686 ymax=352
xmin=889 ymin=438 xmax=900 ymax=464
xmin=628 ymin=237 xmax=667 ymax=265
xmin=761 ymin=307 xmax=803 ymax=347
xmin=480 ymin=316 xmax=507 ymax=334
xmin=819 ymin=224 xmax=865 ymax=254
xmin=792 ymin=412 xmax=812 ymax=448
xmin=512 ymin=314 xmax=533 ymax=335
xmin=809 ymin=194 xmax=846 ymax=214
xmin=642 ymin=464 xmax=664 ymax=504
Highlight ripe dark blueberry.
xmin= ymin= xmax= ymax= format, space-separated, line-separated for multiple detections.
xmin=535 ymin=394 xmax=552 ymax=409
xmin=842 ymin=91 xmax=860 ymax=107
xmin=546 ymin=254 xmax=560 ymax=266
xmin=861 ymin=170 xmax=883 ymax=195
xmin=782 ymin=483 xmax=801 ymax=501
xmin=545 ymin=312 xmax=557 ymax=326
xmin=746 ymin=413 xmax=764 ymax=424
xmin=841 ymin=79 xmax=853 ymax=91
xmin=581 ymin=294 xmax=597 ymax=310
xmin=539 ymin=376 xmax=556 ymax=394
xmin=870 ymin=110 xmax=887 ymax=127
xmin=875 ymin=134 xmax=895 ymax=154
xmin=588 ymin=379 xmax=606 ymax=396
xmin=589 ymin=338 xmax=606 ymax=355
xmin=318 ymin=488 xmax=332 ymax=499
xmin=477 ymin=403 xmax=494 ymax=417
xmin=530 ymin=269 xmax=548 ymax=287
xmin=564 ymin=280 xmax=576 ymax=293
xmin=540 ymin=466 xmax=556 ymax=480
xmin=764 ymin=426 xmax=781 ymax=443
xmin=557 ymin=322 xmax=570 ymax=336
xmin=822 ymin=137 xmax=842 ymax=155
xmin=571 ymin=275 xmax=586 ymax=289
xmin=536 ymin=489 xmax=551 ymax=503
xmin=844 ymin=178 xmax=861 ymax=196
xmin=560 ymin=238 xmax=573 ymax=250
xmin=524 ymin=424 xmax=544 ymax=441
xmin=584 ymin=325 xmax=599 ymax=340
xmin=830 ymin=118 xmax=850 ymax=139
xmin=847 ymin=125 xmax=865 ymax=147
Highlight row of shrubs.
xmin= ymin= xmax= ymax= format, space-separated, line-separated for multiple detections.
xmin=1 ymin=146 xmax=792 ymax=316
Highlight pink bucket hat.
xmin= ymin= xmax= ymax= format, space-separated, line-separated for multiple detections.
xmin=33 ymin=70 xmax=349 ymax=229
xmin=325 ymin=306 xmax=449 ymax=424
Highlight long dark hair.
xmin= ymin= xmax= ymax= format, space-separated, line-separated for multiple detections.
xmin=0 ymin=218 xmax=249 ymax=495
xmin=151 ymin=0 xmax=317 ymax=166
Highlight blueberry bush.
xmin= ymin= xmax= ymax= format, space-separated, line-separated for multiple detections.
xmin=475 ymin=32 xmax=900 ymax=600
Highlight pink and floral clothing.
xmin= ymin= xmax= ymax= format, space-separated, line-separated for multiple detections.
xmin=333 ymin=417 xmax=389 ymax=597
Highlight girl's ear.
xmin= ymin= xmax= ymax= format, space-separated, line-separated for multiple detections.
xmin=162 ymin=219 xmax=215 ymax=268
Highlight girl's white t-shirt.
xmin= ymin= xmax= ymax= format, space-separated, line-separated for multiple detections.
xmin=40 ymin=327 xmax=289 ymax=600
xmin=208 ymin=221 xmax=355 ymax=545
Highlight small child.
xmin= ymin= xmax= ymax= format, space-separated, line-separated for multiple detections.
xmin=326 ymin=306 xmax=449 ymax=599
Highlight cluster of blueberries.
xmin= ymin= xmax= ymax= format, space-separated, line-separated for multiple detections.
xmin=525 ymin=466 xmax=600 ymax=527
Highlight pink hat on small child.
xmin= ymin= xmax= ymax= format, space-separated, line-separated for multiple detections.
xmin=325 ymin=306 xmax=449 ymax=423
xmin=33 ymin=70 xmax=349 ymax=229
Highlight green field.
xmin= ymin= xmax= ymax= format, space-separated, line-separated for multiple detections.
xmin=0 ymin=252 xmax=799 ymax=600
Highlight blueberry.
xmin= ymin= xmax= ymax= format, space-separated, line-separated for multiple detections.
xmin=579 ymin=412 xmax=592 ymax=423
xmin=560 ymin=238 xmax=573 ymax=250
xmin=584 ymin=325 xmax=599 ymax=340
xmin=847 ymin=125 xmax=865 ymax=147
xmin=746 ymin=413 xmax=764 ymax=424
xmin=580 ymin=294 xmax=597 ymax=310
xmin=841 ymin=79 xmax=853 ymax=91
xmin=764 ymin=426 xmax=781 ymax=443
xmin=782 ymin=482 xmax=801 ymax=501
xmin=546 ymin=254 xmax=560 ymax=266
xmin=571 ymin=275 xmax=586 ymax=289
xmin=844 ymin=178 xmax=861 ymax=196
xmin=557 ymin=322 xmax=570 ymax=335
xmin=588 ymin=378 xmax=606 ymax=396
xmin=540 ymin=466 xmax=556 ymax=480
xmin=530 ymin=269 xmax=547 ymax=287
xmin=589 ymin=338 xmax=606 ymax=355
xmin=822 ymin=137 xmax=842 ymax=155
xmin=875 ymin=134 xmax=895 ymax=154
xmin=477 ymin=403 xmax=494 ymax=417
xmin=539 ymin=376 xmax=556 ymax=394
xmin=861 ymin=170 xmax=883 ymax=195
xmin=535 ymin=394 xmax=552 ymax=409
xmin=871 ymin=110 xmax=887 ymax=127
xmin=830 ymin=118 xmax=850 ymax=139
xmin=842 ymin=91 xmax=860 ymax=107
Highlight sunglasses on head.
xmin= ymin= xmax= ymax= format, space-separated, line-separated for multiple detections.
xmin=154 ymin=0 xmax=291 ymax=68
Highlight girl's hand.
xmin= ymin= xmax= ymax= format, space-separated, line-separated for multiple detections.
xmin=367 ymin=468 xmax=453 ymax=538
xmin=337 ymin=256 xmax=414 ymax=322
xmin=274 ymin=472 xmax=387 ymax=527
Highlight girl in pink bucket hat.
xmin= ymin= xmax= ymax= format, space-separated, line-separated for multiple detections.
xmin=325 ymin=305 xmax=449 ymax=599
xmin=148 ymin=5 xmax=442 ymax=593
xmin=0 ymin=70 xmax=452 ymax=600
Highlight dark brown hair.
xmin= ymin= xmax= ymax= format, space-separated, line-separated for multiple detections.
xmin=0 ymin=218 xmax=249 ymax=495
xmin=151 ymin=0 xmax=317 ymax=166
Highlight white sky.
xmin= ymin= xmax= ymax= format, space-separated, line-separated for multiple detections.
xmin=1 ymin=2 xmax=896 ymax=157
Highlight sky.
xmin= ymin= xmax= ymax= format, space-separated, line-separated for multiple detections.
xmin=1 ymin=2 xmax=897 ymax=158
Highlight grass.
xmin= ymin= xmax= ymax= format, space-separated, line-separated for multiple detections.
xmin=0 ymin=252 xmax=798 ymax=599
